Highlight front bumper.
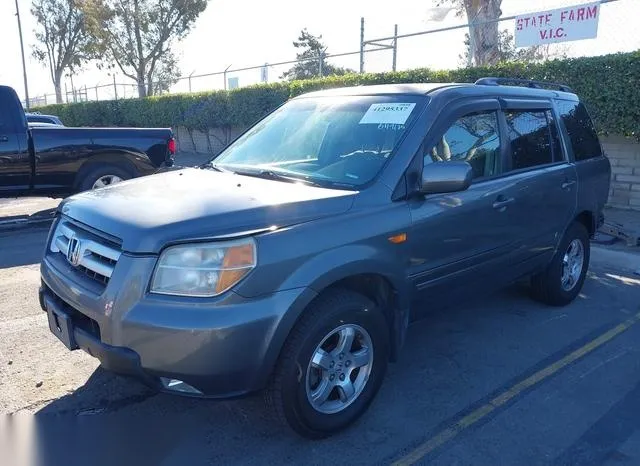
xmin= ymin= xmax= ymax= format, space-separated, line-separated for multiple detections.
xmin=40 ymin=252 xmax=315 ymax=398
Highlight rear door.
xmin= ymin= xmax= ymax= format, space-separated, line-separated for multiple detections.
xmin=498 ymin=99 xmax=578 ymax=268
xmin=407 ymin=98 xmax=525 ymax=312
xmin=555 ymin=99 xmax=610 ymax=221
xmin=0 ymin=88 xmax=30 ymax=190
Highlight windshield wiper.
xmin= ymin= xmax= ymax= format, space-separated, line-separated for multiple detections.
xmin=233 ymin=168 xmax=307 ymax=183
xmin=202 ymin=162 xmax=231 ymax=173
xmin=219 ymin=166 xmax=356 ymax=190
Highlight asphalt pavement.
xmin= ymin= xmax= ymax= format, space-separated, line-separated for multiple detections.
xmin=1 ymin=227 xmax=640 ymax=466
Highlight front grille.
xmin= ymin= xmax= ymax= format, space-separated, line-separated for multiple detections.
xmin=49 ymin=220 xmax=122 ymax=285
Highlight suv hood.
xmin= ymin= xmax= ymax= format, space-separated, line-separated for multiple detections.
xmin=59 ymin=168 xmax=356 ymax=253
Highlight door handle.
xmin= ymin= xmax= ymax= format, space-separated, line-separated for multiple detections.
xmin=0 ymin=136 xmax=8 ymax=143
xmin=493 ymin=197 xmax=515 ymax=210
xmin=561 ymin=180 xmax=576 ymax=190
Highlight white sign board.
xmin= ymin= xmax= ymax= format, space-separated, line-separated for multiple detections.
xmin=359 ymin=103 xmax=416 ymax=125
xmin=515 ymin=1 xmax=600 ymax=47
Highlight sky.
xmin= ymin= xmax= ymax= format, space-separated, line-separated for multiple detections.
xmin=1 ymin=0 xmax=639 ymax=103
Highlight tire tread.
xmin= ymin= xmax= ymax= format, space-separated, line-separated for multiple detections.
xmin=531 ymin=221 xmax=590 ymax=306
xmin=264 ymin=288 xmax=381 ymax=438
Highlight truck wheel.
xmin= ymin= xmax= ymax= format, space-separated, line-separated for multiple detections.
xmin=530 ymin=221 xmax=590 ymax=306
xmin=265 ymin=289 xmax=389 ymax=439
xmin=79 ymin=165 xmax=133 ymax=192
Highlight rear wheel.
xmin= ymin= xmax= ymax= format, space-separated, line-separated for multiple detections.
xmin=530 ymin=221 xmax=590 ymax=306
xmin=92 ymin=174 xmax=123 ymax=189
xmin=79 ymin=165 xmax=133 ymax=192
xmin=265 ymin=289 xmax=389 ymax=439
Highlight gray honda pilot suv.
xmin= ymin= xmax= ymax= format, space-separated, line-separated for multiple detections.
xmin=40 ymin=78 xmax=611 ymax=438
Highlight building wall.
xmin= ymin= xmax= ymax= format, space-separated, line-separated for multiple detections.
xmin=602 ymin=136 xmax=640 ymax=210
xmin=175 ymin=126 xmax=245 ymax=155
xmin=175 ymin=128 xmax=640 ymax=211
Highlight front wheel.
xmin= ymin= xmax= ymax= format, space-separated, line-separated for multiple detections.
xmin=530 ymin=221 xmax=590 ymax=306
xmin=265 ymin=289 xmax=389 ymax=439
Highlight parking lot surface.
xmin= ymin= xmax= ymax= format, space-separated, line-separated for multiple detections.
xmin=1 ymin=227 xmax=640 ymax=466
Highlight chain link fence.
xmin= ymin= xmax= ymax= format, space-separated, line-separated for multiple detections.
xmin=27 ymin=0 xmax=638 ymax=108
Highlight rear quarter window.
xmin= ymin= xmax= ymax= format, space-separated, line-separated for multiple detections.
xmin=556 ymin=100 xmax=602 ymax=161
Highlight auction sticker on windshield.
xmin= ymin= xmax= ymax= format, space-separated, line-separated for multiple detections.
xmin=359 ymin=103 xmax=416 ymax=125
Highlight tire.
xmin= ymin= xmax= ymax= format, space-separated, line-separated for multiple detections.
xmin=530 ymin=221 xmax=590 ymax=306
xmin=265 ymin=288 xmax=389 ymax=439
xmin=78 ymin=165 xmax=133 ymax=192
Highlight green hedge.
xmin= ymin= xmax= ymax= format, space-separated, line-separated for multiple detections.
xmin=35 ymin=51 xmax=640 ymax=137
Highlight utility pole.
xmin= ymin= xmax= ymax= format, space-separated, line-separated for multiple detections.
xmin=70 ymin=74 xmax=76 ymax=103
xmin=318 ymin=47 xmax=327 ymax=77
xmin=223 ymin=64 xmax=232 ymax=90
xmin=392 ymin=24 xmax=398 ymax=72
xmin=359 ymin=17 xmax=365 ymax=73
xmin=15 ymin=0 xmax=30 ymax=109
xmin=188 ymin=70 xmax=195 ymax=93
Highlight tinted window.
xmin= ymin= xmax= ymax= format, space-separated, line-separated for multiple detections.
xmin=546 ymin=110 xmax=564 ymax=162
xmin=427 ymin=111 xmax=501 ymax=179
xmin=0 ymin=92 xmax=11 ymax=130
xmin=28 ymin=116 xmax=51 ymax=124
xmin=505 ymin=110 xmax=553 ymax=170
xmin=556 ymin=100 xmax=602 ymax=161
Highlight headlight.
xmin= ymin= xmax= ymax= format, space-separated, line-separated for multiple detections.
xmin=150 ymin=238 xmax=256 ymax=297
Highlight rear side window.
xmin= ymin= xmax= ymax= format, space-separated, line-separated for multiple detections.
xmin=504 ymin=110 xmax=556 ymax=170
xmin=556 ymin=100 xmax=602 ymax=161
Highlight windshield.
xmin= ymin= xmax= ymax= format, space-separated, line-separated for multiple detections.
xmin=212 ymin=95 xmax=425 ymax=188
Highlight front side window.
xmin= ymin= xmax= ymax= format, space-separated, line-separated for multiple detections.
xmin=556 ymin=100 xmax=602 ymax=161
xmin=213 ymin=95 xmax=425 ymax=188
xmin=504 ymin=110 xmax=554 ymax=170
xmin=426 ymin=111 xmax=501 ymax=179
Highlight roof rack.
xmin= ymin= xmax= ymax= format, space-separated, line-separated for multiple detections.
xmin=474 ymin=77 xmax=574 ymax=93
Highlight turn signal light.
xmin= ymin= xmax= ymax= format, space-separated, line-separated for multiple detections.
xmin=388 ymin=233 xmax=407 ymax=244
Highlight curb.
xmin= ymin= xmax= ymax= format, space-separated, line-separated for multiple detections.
xmin=591 ymin=245 xmax=640 ymax=275
xmin=0 ymin=216 xmax=54 ymax=233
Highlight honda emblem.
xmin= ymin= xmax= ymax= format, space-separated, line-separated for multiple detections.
xmin=67 ymin=236 xmax=82 ymax=266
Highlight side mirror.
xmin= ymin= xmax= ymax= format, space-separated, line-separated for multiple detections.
xmin=420 ymin=161 xmax=473 ymax=195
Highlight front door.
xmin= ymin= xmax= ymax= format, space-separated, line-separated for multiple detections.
xmin=407 ymin=99 xmax=522 ymax=315
xmin=0 ymin=90 xmax=30 ymax=191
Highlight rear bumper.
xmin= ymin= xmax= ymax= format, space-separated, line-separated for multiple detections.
xmin=40 ymin=255 xmax=316 ymax=398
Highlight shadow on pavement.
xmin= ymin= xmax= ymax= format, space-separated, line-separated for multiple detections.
xmin=0 ymin=228 xmax=50 ymax=269
xmin=28 ymin=269 xmax=640 ymax=465
xmin=0 ymin=207 xmax=56 ymax=225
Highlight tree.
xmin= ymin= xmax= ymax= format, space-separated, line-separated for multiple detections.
xmin=31 ymin=0 xmax=97 ymax=103
xmin=458 ymin=29 xmax=569 ymax=66
xmin=84 ymin=0 xmax=209 ymax=98
xmin=281 ymin=29 xmax=354 ymax=80
xmin=436 ymin=0 xmax=503 ymax=66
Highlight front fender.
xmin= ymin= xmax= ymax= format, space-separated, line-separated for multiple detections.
xmin=252 ymin=243 xmax=411 ymax=380
xmin=282 ymin=244 xmax=410 ymax=303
